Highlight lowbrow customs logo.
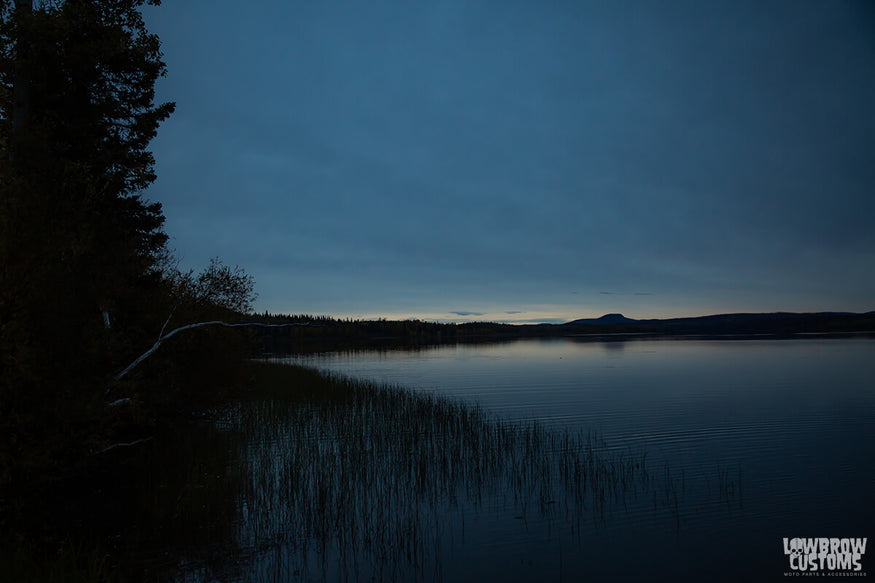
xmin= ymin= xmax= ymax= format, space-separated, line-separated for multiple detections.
xmin=783 ymin=538 xmax=867 ymax=575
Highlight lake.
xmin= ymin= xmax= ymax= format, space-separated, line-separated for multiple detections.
xmin=8 ymin=337 xmax=871 ymax=582
xmin=275 ymin=337 xmax=875 ymax=581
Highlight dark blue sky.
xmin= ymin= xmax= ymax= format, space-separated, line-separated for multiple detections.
xmin=143 ymin=0 xmax=875 ymax=323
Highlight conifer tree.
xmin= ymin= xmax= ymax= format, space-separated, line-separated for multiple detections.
xmin=0 ymin=0 xmax=174 ymax=480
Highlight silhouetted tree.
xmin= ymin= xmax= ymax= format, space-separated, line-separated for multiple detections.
xmin=0 ymin=0 xmax=174 ymax=483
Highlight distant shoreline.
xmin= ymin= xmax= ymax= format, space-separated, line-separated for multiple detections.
xmin=249 ymin=311 xmax=875 ymax=354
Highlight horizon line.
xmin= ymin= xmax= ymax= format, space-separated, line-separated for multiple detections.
xmin=254 ymin=309 xmax=875 ymax=326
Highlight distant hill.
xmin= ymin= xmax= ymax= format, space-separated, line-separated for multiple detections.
xmin=562 ymin=311 xmax=875 ymax=336
xmin=566 ymin=313 xmax=640 ymax=325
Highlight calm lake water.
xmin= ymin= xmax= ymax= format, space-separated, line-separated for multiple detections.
xmin=276 ymin=337 xmax=875 ymax=581
xmin=13 ymin=337 xmax=870 ymax=582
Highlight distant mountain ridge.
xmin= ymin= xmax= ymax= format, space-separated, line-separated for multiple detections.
xmin=563 ymin=311 xmax=875 ymax=335
xmin=566 ymin=313 xmax=639 ymax=325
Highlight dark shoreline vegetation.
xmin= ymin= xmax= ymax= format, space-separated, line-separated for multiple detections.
xmin=251 ymin=311 xmax=875 ymax=354
xmin=0 ymin=0 xmax=262 ymax=494
xmin=0 ymin=361 xmax=743 ymax=582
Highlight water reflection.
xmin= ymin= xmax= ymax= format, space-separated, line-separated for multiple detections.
xmin=178 ymin=365 xmax=741 ymax=581
xmin=7 ymin=338 xmax=873 ymax=581
xmin=274 ymin=337 xmax=875 ymax=580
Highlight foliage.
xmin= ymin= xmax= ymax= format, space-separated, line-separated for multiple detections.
xmin=0 ymin=1 xmax=255 ymax=488
xmin=0 ymin=0 xmax=178 ymax=486
xmin=116 ymin=257 xmax=259 ymax=413
xmin=167 ymin=257 xmax=257 ymax=317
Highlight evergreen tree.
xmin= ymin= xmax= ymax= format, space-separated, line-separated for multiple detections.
xmin=0 ymin=0 xmax=174 ymax=482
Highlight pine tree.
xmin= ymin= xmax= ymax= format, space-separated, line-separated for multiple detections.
xmin=0 ymin=0 xmax=174 ymax=481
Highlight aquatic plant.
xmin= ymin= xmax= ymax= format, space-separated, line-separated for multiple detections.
xmin=1 ymin=362 xmax=742 ymax=582
xmin=196 ymin=363 xmax=732 ymax=581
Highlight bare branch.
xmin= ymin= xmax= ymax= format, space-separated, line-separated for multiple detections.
xmin=111 ymin=320 xmax=312 ymax=386
xmin=107 ymin=397 xmax=134 ymax=407
xmin=157 ymin=309 xmax=173 ymax=340
xmin=92 ymin=436 xmax=153 ymax=456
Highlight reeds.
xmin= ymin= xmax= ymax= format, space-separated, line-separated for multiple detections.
xmin=1 ymin=361 xmax=743 ymax=582
xmin=210 ymin=362 xmax=690 ymax=581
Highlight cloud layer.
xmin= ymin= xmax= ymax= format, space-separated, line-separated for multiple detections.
xmin=144 ymin=0 xmax=875 ymax=321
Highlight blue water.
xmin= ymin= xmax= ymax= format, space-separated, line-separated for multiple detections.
xmin=277 ymin=337 xmax=875 ymax=581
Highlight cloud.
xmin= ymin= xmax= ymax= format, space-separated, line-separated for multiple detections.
xmin=144 ymin=0 xmax=875 ymax=319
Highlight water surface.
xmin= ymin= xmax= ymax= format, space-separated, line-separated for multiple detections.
xmin=278 ymin=337 xmax=875 ymax=580
xmin=10 ymin=337 xmax=870 ymax=582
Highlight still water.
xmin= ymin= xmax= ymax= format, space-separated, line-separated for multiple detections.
xmin=24 ymin=338 xmax=867 ymax=581
xmin=277 ymin=337 xmax=875 ymax=581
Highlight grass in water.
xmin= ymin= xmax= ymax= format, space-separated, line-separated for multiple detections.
xmin=1 ymin=361 xmax=742 ymax=582
xmin=217 ymin=362 xmax=727 ymax=581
